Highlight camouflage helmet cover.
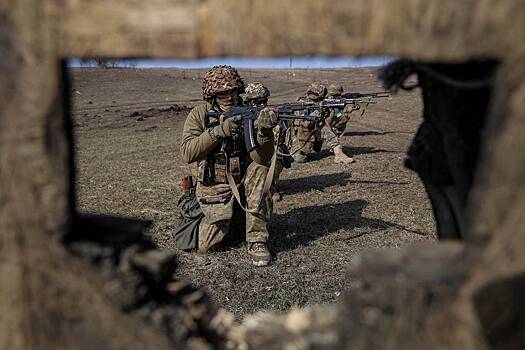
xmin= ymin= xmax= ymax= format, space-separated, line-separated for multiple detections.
xmin=202 ymin=65 xmax=245 ymax=100
xmin=307 ymin=82 xmax=327 ymax=98
xmin=328 ymin=83 xmax=344 ymax=96
xmin=241 ymin=82 xmax=270 ymax=101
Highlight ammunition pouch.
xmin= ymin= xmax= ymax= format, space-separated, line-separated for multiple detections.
xmin=196 ymin=183 xmax=234 ymax=225
xmin=198 ymin=152 xmax=245 ymax=186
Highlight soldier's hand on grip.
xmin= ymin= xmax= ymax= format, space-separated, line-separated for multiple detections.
xmin=213 ymin=115 xmax=242 ymax=139
xmin=255 ymin=108 xmax=278 ymax=135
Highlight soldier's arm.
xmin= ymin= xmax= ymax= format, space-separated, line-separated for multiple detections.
xmin=342 ymin=103 xmax=355 ymax=115
xmin=324 ymin=109 xmax=336 ymax=127
xmin=250 ymin=108 xmax=277 ymax=166
xmin=249 ymin=130 xmax=275 ymax=167
xmin=339 ymin=103 xmax=356 ymax=123
xmin=180 ymin=106 xmax=219 ymax=164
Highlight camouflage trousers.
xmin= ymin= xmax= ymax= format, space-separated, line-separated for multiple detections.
xmin=321 ymin=122 xmax=348 ymax=150
xmin=273 ymin=158 xmax=285 ymax=185
xmin=272 ymin=125 xmax=293 ymax=187
xmin=291 ymin=125 xmax=322 ymax=155
xmin=291 ymin=122 xmax=348 ymax=158
xmin=272 ymin=126 xmax=285 ymax=186
xmin=195 ymin=161 xmax=272 ymax=253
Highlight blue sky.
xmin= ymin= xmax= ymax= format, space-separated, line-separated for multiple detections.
xmin=68 ymin=56 xmax=392 ymax=69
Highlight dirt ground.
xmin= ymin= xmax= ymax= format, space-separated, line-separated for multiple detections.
xmin=70 ymin=67 xmax=436 ymax=320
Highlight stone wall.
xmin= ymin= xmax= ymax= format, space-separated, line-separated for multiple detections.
xmin=1 ymin=0 xmax=524 ymax=349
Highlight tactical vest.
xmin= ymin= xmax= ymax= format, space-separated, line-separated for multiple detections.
xmin=197 ymin=108 xmax=248 ymax=186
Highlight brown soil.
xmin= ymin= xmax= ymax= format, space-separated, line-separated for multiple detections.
xmin=70 ymin=67 xmax=435 ymax=320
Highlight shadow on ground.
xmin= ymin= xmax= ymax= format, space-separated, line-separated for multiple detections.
xmin=344 ymin=130 xmax=390 ymax=137
xmin=343 ymin=130 xmax=414 ymax=137
xmin=270 ymin=200 xmax=427 ymax=253
xmin=278 ymin=172 xmax=410 ymax=196
xmin=306 ymin=146 xmax=402 ymax=162
xmin=278 ymin=172 xmax=352 ymax=195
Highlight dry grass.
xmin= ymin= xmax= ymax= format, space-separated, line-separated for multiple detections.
xmin=71 ymin=67 xmax=435 ymax=320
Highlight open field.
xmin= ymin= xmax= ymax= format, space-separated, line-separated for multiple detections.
xmin=70 ymin=67 xmax=435 ymax=320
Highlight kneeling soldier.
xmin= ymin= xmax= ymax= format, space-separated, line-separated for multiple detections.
xmin=241 ymin=82 xmax=293 ymax=204
xmin=180 ymin=66 xmax=276 ymax=266
xmin=323 ymin=83 xmax=355 ymax=164
xmin=291 ymin=82 xmax=327 ymax=163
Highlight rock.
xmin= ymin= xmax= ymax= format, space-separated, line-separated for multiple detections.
xmin=131 ymin=250 xmax=177 ymax=283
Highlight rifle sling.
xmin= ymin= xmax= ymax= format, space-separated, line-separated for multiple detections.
xmin=224 ymin=141 xmax=277 ymax=214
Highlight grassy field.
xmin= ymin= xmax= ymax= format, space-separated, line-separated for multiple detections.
xmin=70 ymin=67 xmax=435 ymax=320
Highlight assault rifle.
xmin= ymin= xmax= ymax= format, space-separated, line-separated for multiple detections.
xmin=327 ymin=92 xmax=391 ymax=117
xmin=275 ymin=97 xmax=378 ymax=119
xmin=317 ymin=96 xmax=380 ymax=118
xmin=276 ymin=97 xmax=381 ymax=112
xmin=205 ymin=104 xmax=323 ymax=152
xmin=320 ymin=97 xmax=377 ymax=109
xmin=205 ymin=96 xmax=381 ymax=152
xmin=342 ymin=91 xmax=391 ymax=99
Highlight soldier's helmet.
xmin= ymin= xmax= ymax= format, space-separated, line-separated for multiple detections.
xmin=328 ymin=84 xmax=344 ymax=97
xmin=306 ymin=82 xmax=327 ymax=99
xmin=202 ymin=65 xmax=245 ymax=100
xmin=241 ymin=82 xmax=271 ymax=101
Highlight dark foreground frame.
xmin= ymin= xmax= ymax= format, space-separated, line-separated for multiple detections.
xmin=1 ymin=1 xmax=524 ymax=349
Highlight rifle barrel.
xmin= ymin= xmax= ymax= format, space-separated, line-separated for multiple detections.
xmin=342 ymin=91 xmax=391 ymax=99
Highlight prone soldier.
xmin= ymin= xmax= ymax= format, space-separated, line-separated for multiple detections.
xmin=179 ymin=66 xmax=277 ymax=266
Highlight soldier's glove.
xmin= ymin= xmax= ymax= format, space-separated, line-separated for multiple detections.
xmin=255 ymin=108 xmax=278 ymax=136
xmin=212 ymin=116 xmax=242 ymax=140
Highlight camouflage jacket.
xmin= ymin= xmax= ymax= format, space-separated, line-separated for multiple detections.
xmin=325 ymin=103 xmax=353 ymax=129
xmin=180 ymin=102 xmax=275 ymax=167
xmin=293 ymin=96 xmax=326 ymax=129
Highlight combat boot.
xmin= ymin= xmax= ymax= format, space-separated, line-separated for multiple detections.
xmin=333 ymin=145 xmax=355 ymax=164
xmin=248 ymin=242 xmax=271 ymax=267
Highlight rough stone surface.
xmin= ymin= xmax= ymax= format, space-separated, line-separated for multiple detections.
xmin=64 ymin=214 xmax=237 ymax=348
xmin=1 ymin=0 xmax=525 ymax=349
xmin=49 ymin=0 xmax=524 ymax=60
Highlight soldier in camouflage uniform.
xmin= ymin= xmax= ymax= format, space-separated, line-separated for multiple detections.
xmin=291 ymin=82 xmax=327 ymax=163
xmin=322 ymin=84 xmax=356 ymax=164
xmin=180 ymin=66 xmax=277 ymax=266
xmin=291 ymin=82 xmax=356 ymax=164
xmin=241 ymin=82 xmax=293 ymax=204
xmin=241 ymin=82 xmax=271 ymax=109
